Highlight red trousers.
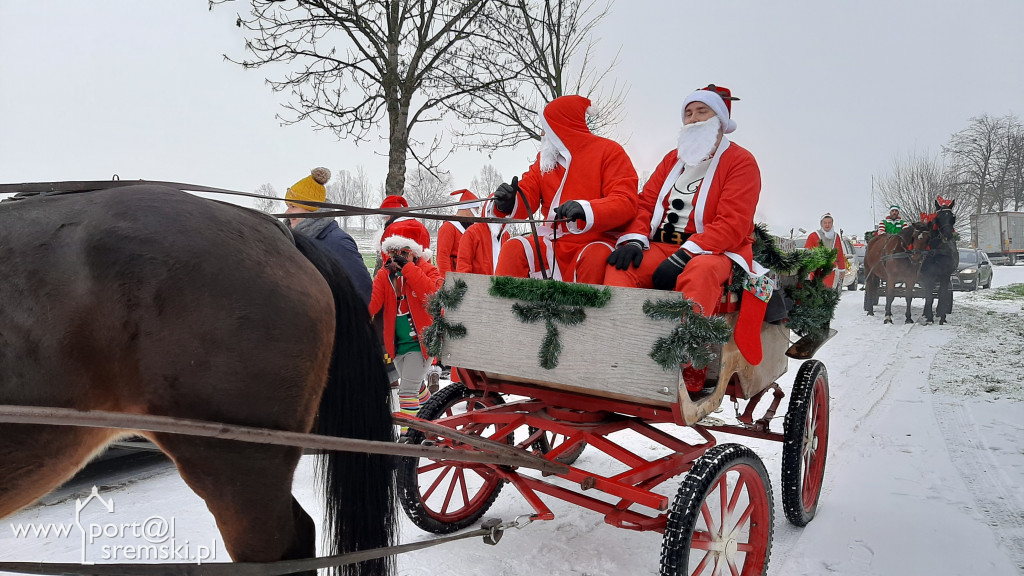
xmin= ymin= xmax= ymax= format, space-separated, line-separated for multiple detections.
xmin=495 ymin=237 xmax=613 ymax=284
xmin=604 ymin=242 xmax=732 ymax=316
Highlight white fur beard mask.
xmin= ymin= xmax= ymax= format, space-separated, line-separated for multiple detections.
xmin=539 ymin=131 xmax=559 ymax=173
xmin=677 ymin=115 xmax=722 ymax=167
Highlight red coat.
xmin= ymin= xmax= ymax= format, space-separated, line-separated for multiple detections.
xmin=369 ymin=259 xmax=443 ymax=360
xmin=455 ymin=222 xmax=511 ymax=275
xmin=497 ymin=95 xmax=638 ymax=280
xmin=804 ymin=231 xmax=846 ymax=288
xmin=618 ymin=142 xmax=760 ymax=272
xmin=436 ymin=221 xmax=467 ymax=277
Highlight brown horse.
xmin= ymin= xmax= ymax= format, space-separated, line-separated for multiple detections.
xmin=862 ymin=225 xmax=929 ymax=324
xmin=0 ymin=185 xmax=396 ymax=576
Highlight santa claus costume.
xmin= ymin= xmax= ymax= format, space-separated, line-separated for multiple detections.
xmin=493 ymin=95 xmax=638 ymax=283
xmin=368 ymin=219 xmax=443 ymax=423
xmin=804 ymin=212 xmax=846 ymax=289
xmin=605 ymin=85 xmax=770 ymax=367
xmin=436 ymin=189 xmax=481 ymax=277
xmin=456 ymin=199 xmax=512 ymax=275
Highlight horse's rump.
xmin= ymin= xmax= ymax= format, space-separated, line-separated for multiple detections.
xmin=0 ymin=186 xmax=331 ymax=426
xmin=0 ymin=185 xmax=396 ymax=574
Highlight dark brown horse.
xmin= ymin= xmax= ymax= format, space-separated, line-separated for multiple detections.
xmin=0 ymin=185 xmax=396 ymax=575
xmin=917 ymin=199 xmax=959 ymax=325
xmin=862 ymin=225 xmax=929 ymax=324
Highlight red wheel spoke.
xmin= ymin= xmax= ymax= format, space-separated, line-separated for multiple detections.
xmin=689 ymin=530 xmax=714 ymax=550
xmin=735 ymin=541 xmax=757 ymax=553
xmin=457 ymin=468 xmax=470 ymax=505
xmin=726 ymin=475 xmax=744 ymax=517
xmin=417 ymin=460 xmax=447 ymax=474
xmin=691 ymin=549 xmax=713 ymax=574
xmin=732 ymin=498 xmax=754 ymax=532
xmin=700 ymin=499 xmax=718 ymax=537
xmin=727 ymin=555 xmax=741 ymax=576
xmin=421 ymin=464 xmax=452 ymax=501
xmin=440 ymin=467 xmax=463 ymax=514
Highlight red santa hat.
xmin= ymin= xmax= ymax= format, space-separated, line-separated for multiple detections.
xmin=379 ymin=195 xmax=409 ymax=210
xmin=451 ymin=189 xmax=481 ymax=215
xmin=681 ymin=84 xmax=738 ymax=134
xmin=380 ymin=218 xmax=432 ymax=259
xmin=539 ymin=96 xmax=594 ymax=152
xmin=820 ymin=212 xmax=833 ymax=223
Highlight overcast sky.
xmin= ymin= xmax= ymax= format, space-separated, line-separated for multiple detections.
xmin=2 ymin=0 xmax=1022 ymax=237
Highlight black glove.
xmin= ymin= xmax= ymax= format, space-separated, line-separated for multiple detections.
xmin=553 ymin=200 xmax=586 ymax=225
xmin=387 ymin=253 xmax=409 ymax=275
xmin=607 ymin=240 xmax=645 ymax=270
xmin=493 ymin=176 xmax=518 ymax=214
xmin=651 ymin=249 xmax=692 ymax=290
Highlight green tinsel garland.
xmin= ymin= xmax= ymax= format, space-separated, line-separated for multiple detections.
xmin=644 ymin=298 xmax=732 ymax=370
xmin=489 ymin=276 xmax=612 ymax=369
xmin=422 ymin=279 xmax=469 ymax=357
xmin=721 ymin=223 xmax=840 ymax=340
xmin=489 ymin=276 xmax=613 ymax=307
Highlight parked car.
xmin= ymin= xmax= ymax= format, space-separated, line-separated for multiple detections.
xmin=839 ymin=236 xmax=859 ymax=291
xmin=853 ymin=242 xmax=867 ymax=287
xmin=953 ymin=248 xmax=994 ymax=291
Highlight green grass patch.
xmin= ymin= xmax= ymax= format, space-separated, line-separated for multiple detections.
xmin=987 ymin=283 xmax=1024 ymax=301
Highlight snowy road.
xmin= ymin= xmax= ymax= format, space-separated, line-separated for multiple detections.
xmin=2 ymin=268 xmax=1022 ymax=575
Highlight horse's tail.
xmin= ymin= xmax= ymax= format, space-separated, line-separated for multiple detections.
xmin=293 ymin=233 xmax=397 ymax=576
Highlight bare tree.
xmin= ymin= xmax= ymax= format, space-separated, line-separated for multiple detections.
xmin=326 ymin=169 xmax=357 ymax=228
xmin=451 ymin=0 xmax=628 ymax=149
xmin=354 ymin=166 xmax=374 ymax=232
xmin=214 ymin=0 xmax=514 ymax=198
xmin=404 ymin=167 xmax=455 ymax=234
xmin=373 ymin=180 xmax=389 ymax=230
xmin=943 ymin=115 xmax=1003 ymax=215
xmin=252 ymin=183 xmax=280 ymax=213
xmin=468 ymin=164 xmax=504 ymax=197
xmin=873 ymin=150 xmax=953 ymax=222
xmin=992 ymin=114 xmax=1024 ymax=211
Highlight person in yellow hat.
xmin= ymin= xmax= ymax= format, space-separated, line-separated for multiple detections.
xmin=284 ymin=167 xmax=372 ymax=305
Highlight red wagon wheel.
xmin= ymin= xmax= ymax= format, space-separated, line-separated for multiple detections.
xmin=397 ymin=383 xmax=509 ymax=534
xmin=781 ymin=359 xmax=830 ymax=526
xmin=660 ymin=444 xmax=774 ymax=576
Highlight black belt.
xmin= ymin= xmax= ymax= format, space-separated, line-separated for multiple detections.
xmin=652 ymin=227 xmax=691 ymax=246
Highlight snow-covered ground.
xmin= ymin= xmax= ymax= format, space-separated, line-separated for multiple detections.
xmin=3 ymin=267 xmax=1023 ymax=575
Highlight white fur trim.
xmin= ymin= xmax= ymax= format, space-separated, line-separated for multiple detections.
xmin=563 ymin=199 xmax=596 ymax=234
xmin=381 ymin=235 xmax=427 ymax=258
xmin=682 ymin=90 xmax=737 ymax=134
xmin=693 ymin=139 xmax=731 ymax=233
xmin=617 ymin=233 xmax=650 ymax=249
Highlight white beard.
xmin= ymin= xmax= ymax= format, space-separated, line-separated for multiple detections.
xmin=818 ymin=228 xmax=836 ymax=244
xmin=677 ymin=116 xmax=721 ymax=167
xmin=539 ymin=132 xmax=560 ymax=173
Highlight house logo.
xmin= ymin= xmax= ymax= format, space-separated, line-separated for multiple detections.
xmin=75 ymin=486 xmax=116 ymax=564
xmin=8 ymin=485 xmax=218 ymax=565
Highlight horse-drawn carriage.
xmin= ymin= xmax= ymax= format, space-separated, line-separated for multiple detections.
xmin=397 ymin=272 xmax=831 ymax=575
xmin=0 ymin=183 xmax=831 ymax=576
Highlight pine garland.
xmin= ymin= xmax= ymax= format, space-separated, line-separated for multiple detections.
xmin=785 ymin=270 xmax=840 ymax=341
xmin=489 ymin=276 xmax=613 ymax=307
xmin=722 ymin=223 xmax=840 ymax=340
xmin=422 ymin=278 xmax=469 ymax=357
xmin=644 ymin=298 xmax=732 ymax=370
xmin=490 ymin=276 xmax=612 ymax=369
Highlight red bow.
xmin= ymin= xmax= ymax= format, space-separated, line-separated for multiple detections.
xmin=920 ymin=212 xmax=936 ymax=223
xmin=936 ymin=195 xmax=954 ymax=208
